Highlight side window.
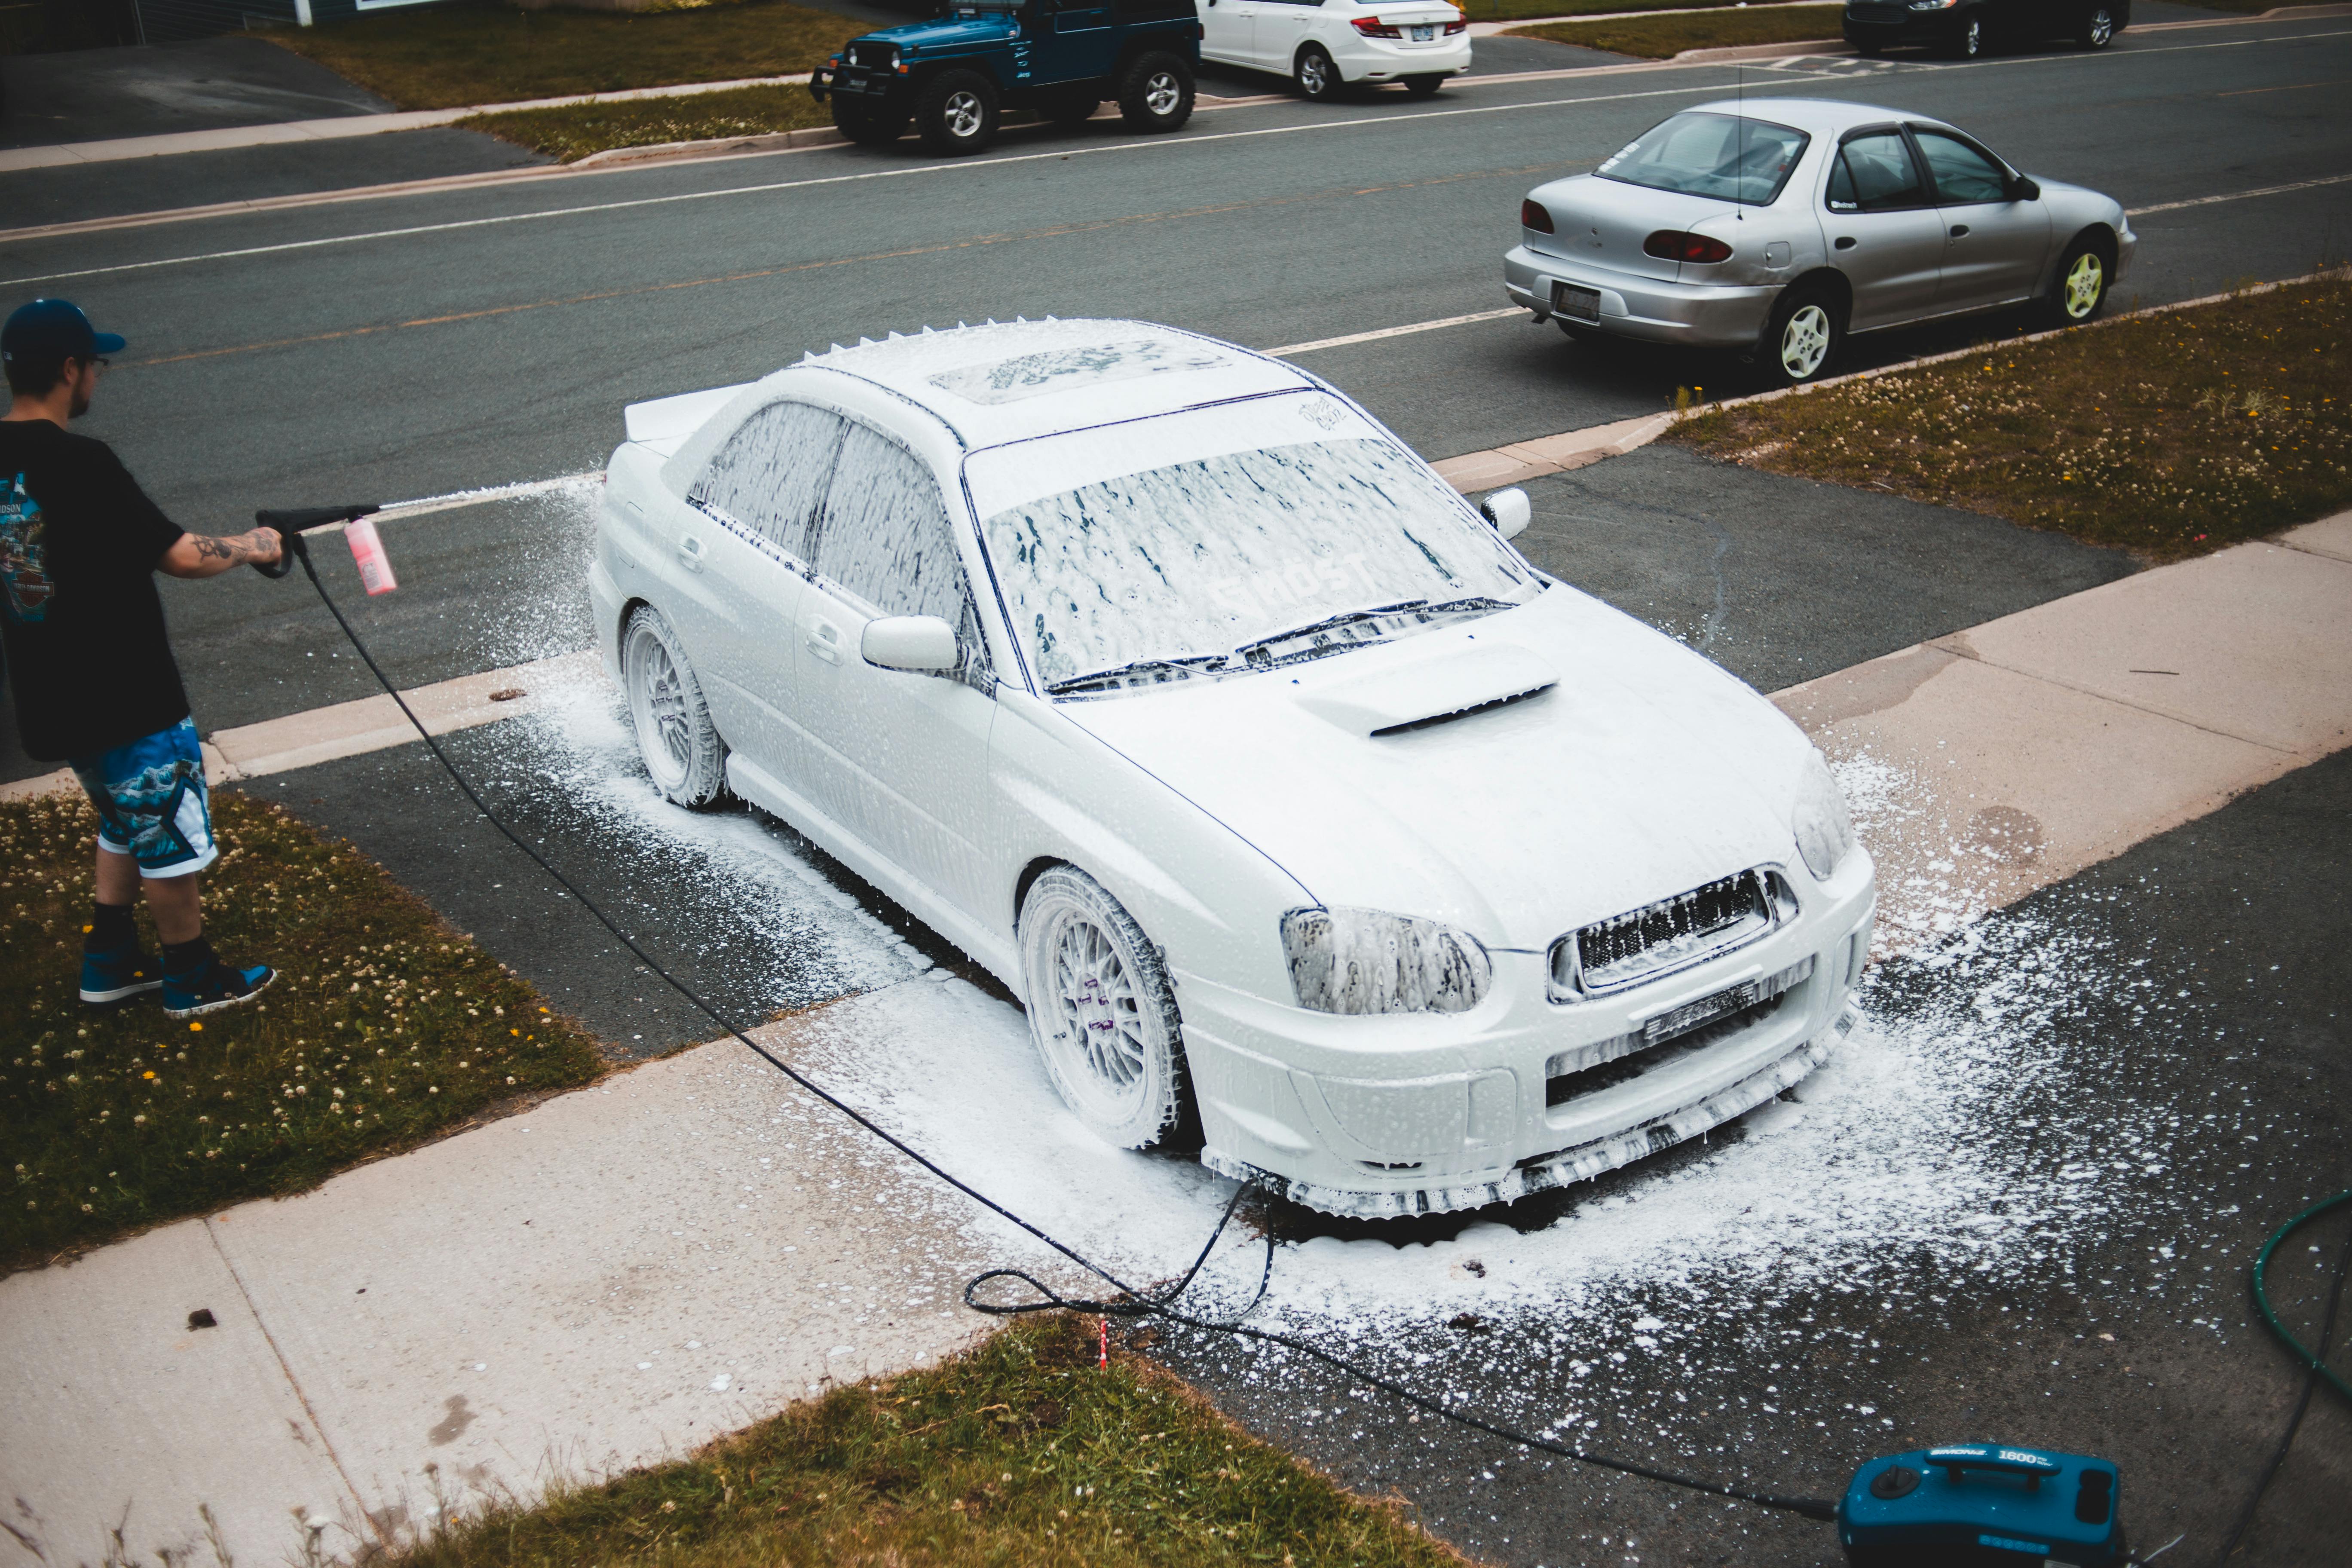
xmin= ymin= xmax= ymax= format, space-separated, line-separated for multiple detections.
xmin=1826 ymin=131 xmax=1928 ymax=214
xmin=688 ymin=400 xmax=845 ymax=560
xmin=1913 ymin=129 xmax=2011 ymax=205
xmin=810 ymin=422 xmax=994 ymax=690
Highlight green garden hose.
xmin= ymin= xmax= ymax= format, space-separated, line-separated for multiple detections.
xmin=2249 ymin=1188 xmax=2352 ymax=1403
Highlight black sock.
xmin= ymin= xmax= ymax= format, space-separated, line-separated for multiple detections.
xmin=162 ymin=935 xmax=216 ymax=976
xmin=87 ymin=901 xmax=136 ymax=954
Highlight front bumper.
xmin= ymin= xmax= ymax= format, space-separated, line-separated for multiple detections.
xmin=1504 ymin=243 xmax=1780 ymax=350
xmin=808 ymin=62 xmax=908 ymax=104
xmin=1841 ymin=9 xmax=1962 ymax=49
xmin=1182 ymin=850 xmax=1877 ymax=1217
xmin=1332 ymin=34 xmax=1473 ymax=82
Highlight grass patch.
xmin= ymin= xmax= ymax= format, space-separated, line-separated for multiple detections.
xmin=263 ymin=0 xmax=864 ymax=112
xmin=385 ymin=1314 xmax=1470 ymax=1568
xmin=1 ymin=790 xmax=606 ymax=1274
xmin=1508 ymin=3 xmax=1841 ymax=56
xmin=1672 ymin=276 xmax=2352 ymax=561
xmin=461 ymin=83 xmax=833 ymax=162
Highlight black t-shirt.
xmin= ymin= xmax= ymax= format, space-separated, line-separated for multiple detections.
xmin=0 ymin=420 xmax=189 ymax=761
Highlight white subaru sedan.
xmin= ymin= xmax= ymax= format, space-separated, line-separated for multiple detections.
xmin=592 ymin=319 xmax=1874 ymax=1218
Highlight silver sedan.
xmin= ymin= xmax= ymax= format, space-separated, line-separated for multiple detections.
xmin=1504 ymin=97 xmax=2136 ymax=385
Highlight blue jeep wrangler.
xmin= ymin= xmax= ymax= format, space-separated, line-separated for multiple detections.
xmin=809 ymin=0 xmax=1200 ymax=156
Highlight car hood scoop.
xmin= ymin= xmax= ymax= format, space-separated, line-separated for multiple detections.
xmin=1295 ymin=643 xmax=1557 ymax=737
xmin=1060 ymin=591 xmax=1813 ymax=949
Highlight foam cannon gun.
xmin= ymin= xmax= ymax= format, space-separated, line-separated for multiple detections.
xmin=252 ymin=503 xmax=396 ymax=595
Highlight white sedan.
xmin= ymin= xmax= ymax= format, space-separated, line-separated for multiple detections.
xmin=592 ymin=318 xmax=1874 ymax=1218
xmin=1197 ymin=0 xmax=1470 ymax=99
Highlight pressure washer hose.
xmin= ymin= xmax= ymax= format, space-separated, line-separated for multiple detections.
xmin=2249 ymin=1188 xmax=2352 ymax=1403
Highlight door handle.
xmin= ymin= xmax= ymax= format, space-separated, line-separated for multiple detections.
xmin=805 ymin=618 xmax=844 ymax=665
xmin=1948 ymin=224 xmax=1971 ymax=238
xmin=677 ymin=535 xmax=706 ymax=572
xmin=1834 ymin=236 xmax=1856 ymax=250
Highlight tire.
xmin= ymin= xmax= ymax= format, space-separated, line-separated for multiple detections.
xmin=1403 ymin=73 xmax=1444 ymax=98
xmin=1017 ymin=866 xmax=1195 ymax=1150
xmin=918 ymin=68 xmax=999 ymax=156
xmin=2046 ymin=235 xmax=2112 ymax=326
xmin=1040 ymin=88 xmax=1099 ymax=128
xmin=1763 ymin=284 xmax=1843 ymax=387
xmin=1117 ymin=50 xmax=1194 ymax=132
xmin=1294 ymin=43 xmax=1341 ymax=101
xmin=831 ymin=96 xmax=907 ymax=146
xmin=2077 ymin=3 xmax=2116 ymax=47
xmin=1945 ymin=9 xmax=1985 ymax=58
xmin=622 ymin=606 xmax=729 ymax=809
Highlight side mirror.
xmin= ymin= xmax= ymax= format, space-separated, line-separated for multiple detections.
xmin=2009 ymin=175 xmax=2040 ymax=201
xmin=1480 ymin=487 xmax=1532 ymax=543
xmin=862 ymin=615 xmax=959 ymax=673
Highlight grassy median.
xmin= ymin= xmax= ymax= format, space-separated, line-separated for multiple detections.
xmin=461 ymin=83 xmax=833 ymax=161
xmin=1508 ymin=3 xmax=1841 ymax=57
xmin=387 ymin=1314 xmax=1469 ymax=1568
xmin=264 ymin=0 xmax=862 ymax=111
xmin=0 ymin=790 xmax=605 ymax=1274
xmin=1672 ymin=276 xmax=2352 ymax=561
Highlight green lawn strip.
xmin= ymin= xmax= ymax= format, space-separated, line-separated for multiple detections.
xmin=1507 ymin=4 xmax=1841 ymax=56
xmin=1 ymin=790 xmax=606 ymax=1274
xmin=1671 ymin=277 xmax=2352 ymax=562
xmin=387 ymin=1315 xmax=1472 ymax=1568
xmin=261 ymin=0 xmax=863 ymax=112
xmin=460 ymin=83 xmax=833 ymax=162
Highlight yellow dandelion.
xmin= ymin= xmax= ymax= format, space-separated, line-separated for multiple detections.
xmin=189 ymin=1022 xmax=203 ymax=1032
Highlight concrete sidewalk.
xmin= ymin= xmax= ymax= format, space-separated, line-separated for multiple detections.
xmin=4 ymin=509 xmax=2348 ymax=1564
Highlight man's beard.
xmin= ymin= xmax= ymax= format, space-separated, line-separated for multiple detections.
xmin=69 ymin=383 xmax=90 ymax=418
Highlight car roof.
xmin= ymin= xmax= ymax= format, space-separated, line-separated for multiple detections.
xmin=775 ymin=318 xmax=1316 ymax=450
xmin=1678 ymin=97 xmax=1944 ymax=138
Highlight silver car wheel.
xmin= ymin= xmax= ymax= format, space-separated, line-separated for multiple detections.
xmin=1144 ymin=70 xmax=1182 ymax=116
xmin=2086 ymin=6 xmax=2113 ymax=45
xmin=1962 ymin=15 xmax=1982 ymax=55
xmin=1018 ymin=866 xmax=1186 ymax=1148
xmin=1780 ymin=303 xmax=1832 ymax=380
xmin=2063 ymin=251 xmax=2105 ymax=319
xmin=943 ymin=89 xmax=985 ymax=140
xmin=1298 ymin=51 xmax=1329 ymax=96
xmin=623 ymin=608 xmax=727 ymax=807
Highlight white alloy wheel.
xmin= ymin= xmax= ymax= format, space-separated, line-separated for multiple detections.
xmin=1018 ymin=866 xmax=1190 ymax=1149
xmin=1144 ymin=69 xmax=1183 ymax=117
xmin=623 ymin=607 xmax=729 ymax=807
xmin=943 ymin=89 xmax=985 ymax=140
xmin=1780 ymin=303 xmax=1832 ymax=380
xmin=2062 ymin=251 xmax=2105 ymax=319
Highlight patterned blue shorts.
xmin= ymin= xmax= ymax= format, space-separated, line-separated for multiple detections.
xmin=70 ymin=718 xmax=217 ymax=879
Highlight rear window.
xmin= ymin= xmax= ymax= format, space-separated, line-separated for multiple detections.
xmin=1596 ymin=111 xmax=1810 ymax=207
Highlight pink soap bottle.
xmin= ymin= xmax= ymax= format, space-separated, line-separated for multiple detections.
xmin=345 ymin=517 xmax=398 ymax=596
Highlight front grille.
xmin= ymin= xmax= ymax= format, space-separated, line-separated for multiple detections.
xmin=1544 ymin=955 xmax=1813 ymax=1102
xmin=846 ymin=41 xmax=897 ymax=68
xmin=1554 ymin=869 xmax=1778 ymax=996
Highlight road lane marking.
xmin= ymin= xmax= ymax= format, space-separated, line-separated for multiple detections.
xmin=1267 ymin=308 xmax=1528 ymax=357
xmin=2216 ymin=77 xmax=2351 ymax=93
xmin=15 ymin=21 xmax=2350 ymax=290
xmin=2126 ymin=170 xmax=2352 ymax=216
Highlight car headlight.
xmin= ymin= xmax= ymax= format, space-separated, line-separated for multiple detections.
xmin=1791 ymin=750 xmax=1857 ymax=883
xmin=1282 ymin=908 xmax=1492 ymax=1016
xmin=1908 ymin=0 xmax=1959 ymax=9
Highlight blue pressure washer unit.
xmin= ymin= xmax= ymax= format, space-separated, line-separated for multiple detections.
xmin=1841 ymin=1444 xmax=2125 ymax=1566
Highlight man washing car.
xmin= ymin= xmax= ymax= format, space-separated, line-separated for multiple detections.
xmin=0 ymin=298 xmax=287 ymax=1018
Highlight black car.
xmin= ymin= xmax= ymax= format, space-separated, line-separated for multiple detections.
xmin=1843 ymin=0 xmax=2128 ymax=58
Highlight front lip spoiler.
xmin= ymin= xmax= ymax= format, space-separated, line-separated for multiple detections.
xmin=1203 ymin=1009 xmax=1856 ymax=1218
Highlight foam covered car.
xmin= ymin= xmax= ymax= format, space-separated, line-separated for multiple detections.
xmin=592 ymin=318 xmax=1875 ymax=1216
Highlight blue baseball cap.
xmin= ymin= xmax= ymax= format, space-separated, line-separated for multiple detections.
xmin=2 ymin=298 xmax=126 ymax=367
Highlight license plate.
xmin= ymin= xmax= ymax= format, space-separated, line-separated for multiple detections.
xmin=1410 ymin=24 xmax=1434 ymax=40
xmin=1642 ymin=979 xmax=1763 ymax=1045
xmin=1554 ymin=283 xmax=1600 ymax=322
xmin=838 ymin=69 xmax=868 ymax=90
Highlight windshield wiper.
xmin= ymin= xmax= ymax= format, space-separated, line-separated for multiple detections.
xmin=1232 ymin=597 xmax=1513 ymax=663
xmin=1045 ymin=655 xmax=1232 ymax=696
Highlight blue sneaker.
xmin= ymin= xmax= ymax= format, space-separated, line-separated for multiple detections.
xmin=80 ymin=945 xmax=163 ymax=1007
xmin=162 ymin=955 xmax=276 ymax=1020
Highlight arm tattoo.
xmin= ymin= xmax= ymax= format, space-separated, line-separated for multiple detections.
xmin=187 ymin=528 xmax=277 ymax=565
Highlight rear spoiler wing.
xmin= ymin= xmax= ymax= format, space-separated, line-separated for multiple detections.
xmin=623 ymin=383 xmax=756 ymax=448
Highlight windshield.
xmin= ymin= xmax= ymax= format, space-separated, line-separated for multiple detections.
xmin=967 ymin=396 xmax=1540 ymax=693
xmin=1596 ymin=111 xmax=1810 ymax=207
